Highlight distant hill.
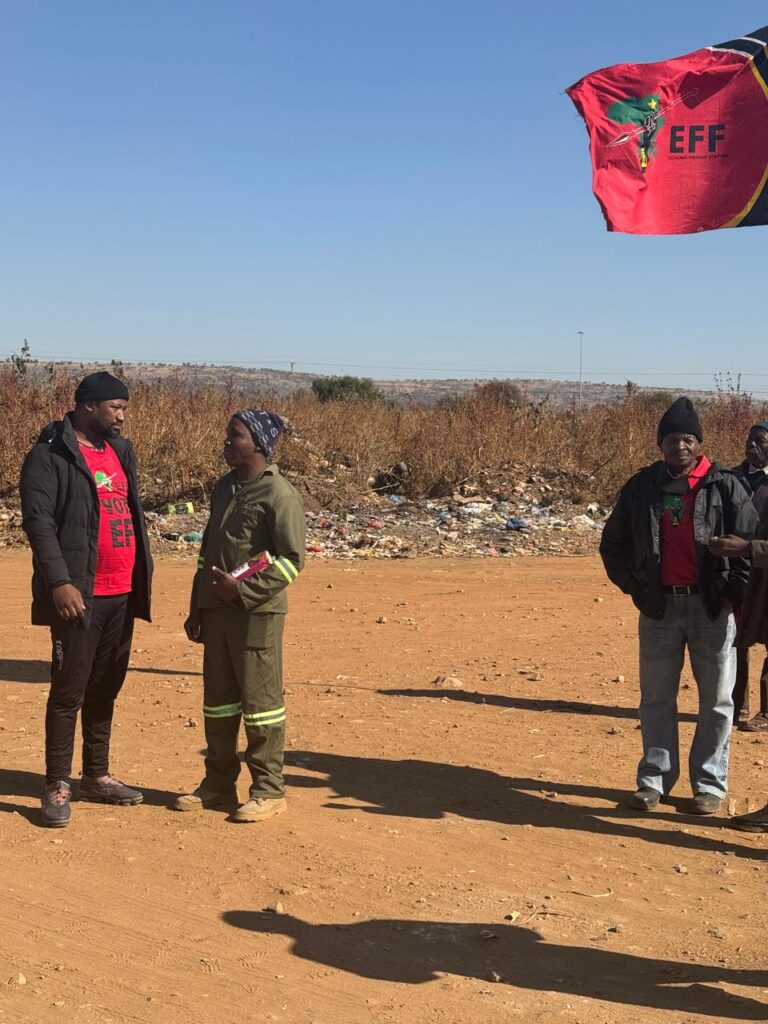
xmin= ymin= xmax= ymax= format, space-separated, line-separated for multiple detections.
xmin=16 ymin=359 xmax=716 ymax=409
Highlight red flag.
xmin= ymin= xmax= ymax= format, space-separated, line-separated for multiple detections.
xmin=567 ymin=27 xmax=768 ymax=234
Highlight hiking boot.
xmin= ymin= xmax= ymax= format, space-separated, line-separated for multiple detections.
xmin=79 ymin=775 xmax=143 ymax=805
xmin=41 ymin=781 xmax=71 ymax=828
xmin=173 ymin=784 xmax=238 ymax=812
xmin=232 ymin=796 xmax=287 ymax=823
xmin=629 ymin=787 xmax=661 ymax=811
xmin=690 ymin=793 xmax=723 ymax=815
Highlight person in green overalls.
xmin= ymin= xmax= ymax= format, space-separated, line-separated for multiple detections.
xmin=174 ymin=408 xmax=305 ymax=823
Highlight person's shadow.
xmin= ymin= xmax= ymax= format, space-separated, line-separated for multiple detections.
xmin=222 ymin=911 xmax=768 ymax=1018
xmin=379 ymin=686 xmax=696 ymax=723
xmin=0 ymin=658 xmax=49 ymax=683
xmin=285 ymin=751 xmax=762 ymax=859
xmin=0 ymin=658 xmax=201 ymax=683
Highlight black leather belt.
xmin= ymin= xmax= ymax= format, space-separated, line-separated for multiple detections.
xmin=663 ymin=584 xmax=699 ymax=595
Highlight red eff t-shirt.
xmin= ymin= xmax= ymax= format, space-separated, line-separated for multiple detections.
xmin=80 ymin=444 xmax=136 ymax=596
xmin=660 ymin=456 xmax=711 ymax=587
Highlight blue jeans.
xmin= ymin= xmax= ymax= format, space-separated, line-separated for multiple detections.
xmin=638 ymin=595 xmax=735 ymax=798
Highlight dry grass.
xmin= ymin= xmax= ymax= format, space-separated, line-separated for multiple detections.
xmin=0 ymin=365 xmax=761 ymax=508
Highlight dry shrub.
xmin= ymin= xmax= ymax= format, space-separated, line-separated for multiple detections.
xmin=0 ymin=366 xmax=762 ymax=508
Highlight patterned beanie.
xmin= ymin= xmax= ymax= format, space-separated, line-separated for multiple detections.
xmin=233 ymin=409 xmax=285 ymax=459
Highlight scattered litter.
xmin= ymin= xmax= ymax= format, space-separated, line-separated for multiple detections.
xmin=167 ymin=502 xmax=195 ymax=515
xmin=0 ymin=465 xmax=609 ymax=557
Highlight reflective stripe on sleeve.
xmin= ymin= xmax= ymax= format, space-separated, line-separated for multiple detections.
xmin=274 ymin=557 xmax=300 ymax=583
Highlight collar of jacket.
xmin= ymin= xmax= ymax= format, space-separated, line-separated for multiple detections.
xmin=36 ymin=413 xmax=135 ymax=489
xmin=37 ymin=413 xmax=133 ymax=466
xmin=645 ymin=458 xmax=726 ymax=489
xmin=226 ymin=464 xmax=279 ymax=487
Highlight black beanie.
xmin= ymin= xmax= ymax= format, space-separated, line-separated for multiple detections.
xmin=74 ymin=371 xmax=129 ymax=404
xmin=657 ymin=397 xmax=703 ymax=445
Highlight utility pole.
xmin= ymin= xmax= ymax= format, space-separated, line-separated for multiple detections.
xmin=577 ymin=331 xmax=584 ymax=410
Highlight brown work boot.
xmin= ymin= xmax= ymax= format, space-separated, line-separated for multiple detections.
xmin=173 ymin=784 xmax=238 ymax=812
xmin=232 ymin=796 xmax=287 ymax=823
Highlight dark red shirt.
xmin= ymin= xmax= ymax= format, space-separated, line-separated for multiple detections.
xmin=660 ymin=455 xmax=711 ymax=586
xmin=80 ymin=443 xmax=136 ymax=596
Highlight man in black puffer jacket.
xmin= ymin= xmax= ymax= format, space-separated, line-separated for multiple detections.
xmin=20 ymin=371 xmax=153 ymax=828
xmin=600 ymin=398 xmax=757 ymax=817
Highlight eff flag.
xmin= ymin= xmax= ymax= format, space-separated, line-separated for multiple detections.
xmin=567 ymin=27 xmax=768 ymax=234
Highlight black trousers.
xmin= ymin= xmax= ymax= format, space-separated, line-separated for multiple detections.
xmin=45 ymin=595 xmax=134 ymax=784
xmin=733 ymin=646 xmax=768 ymax=720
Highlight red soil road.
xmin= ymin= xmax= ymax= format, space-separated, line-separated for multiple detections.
xmin=0 ymin=550 xmax=766 ymax=1024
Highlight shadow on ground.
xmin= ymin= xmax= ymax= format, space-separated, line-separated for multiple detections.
xmin=379 ymin=686 xmax=697 ymax=723
xmin=0 ymin=658 xmax=200 ymax=683
xmin=223 ymin=911 xmax=768 ymax=1018
xmin=285 ymin=751 xmax=761 ymax=859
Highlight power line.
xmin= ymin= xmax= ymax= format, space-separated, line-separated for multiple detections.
xmin=8 ymin=350 xmax=768 ymax=378
xmin=7 ymin=351 xmax=768 ymax=392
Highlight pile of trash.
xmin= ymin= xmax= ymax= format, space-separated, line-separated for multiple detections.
xmin=0 ymin=506 xmax=23 ymax=548
xmin=0 ymin=468 xmax=608 ymax=558
xmin=303 ymin=490 xmax=605 ymax=559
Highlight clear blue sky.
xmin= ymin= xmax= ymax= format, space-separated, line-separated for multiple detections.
xmin=2 ymin=2 xmax=767 ymax=392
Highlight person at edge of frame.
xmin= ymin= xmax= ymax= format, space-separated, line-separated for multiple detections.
xmin=710 ymin=529 xmax=768 ymax=833
xmin=599 ymin=397 xmax=757 ymax=817
xmin=19 ymin=370 xmax=153 ymax=828
xmin=729 ymin=422 xmax=768 ymax=730
xmin=174 ymin=408 xmax=305 ymax=823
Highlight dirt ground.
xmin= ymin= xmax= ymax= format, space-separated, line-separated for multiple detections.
xmin=1 ymin=550 xmax=766 ymax=1024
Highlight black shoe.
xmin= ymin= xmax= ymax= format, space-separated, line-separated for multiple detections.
xmin=629 ymin=787 xmax=661 ymax=810
xmin=690 ymin=793 xmax=722 ymax=815
xmin=41 ymin=781 xmax=71 ymax=828
xmin=730 ymin=803 xmax=768 ymax=832
xmin=79 ymin=775 xmax=143 ymax=805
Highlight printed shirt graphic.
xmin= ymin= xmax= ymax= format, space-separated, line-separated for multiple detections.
xmin=567 ymin=26 xmax=768 ymax=234
xmin=80 ymin=444 xmax=136 ymax=596
xmin=660 ymin=456 xmax=711 ymax=586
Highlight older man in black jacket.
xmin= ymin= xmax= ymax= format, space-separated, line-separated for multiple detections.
xmin=600 ymin=398 xmax=757 ymax=816
xmin=729 ymin=422 xmax=768 ymax=729
xmin=20 ymin=371 xmax=153 ymax=827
